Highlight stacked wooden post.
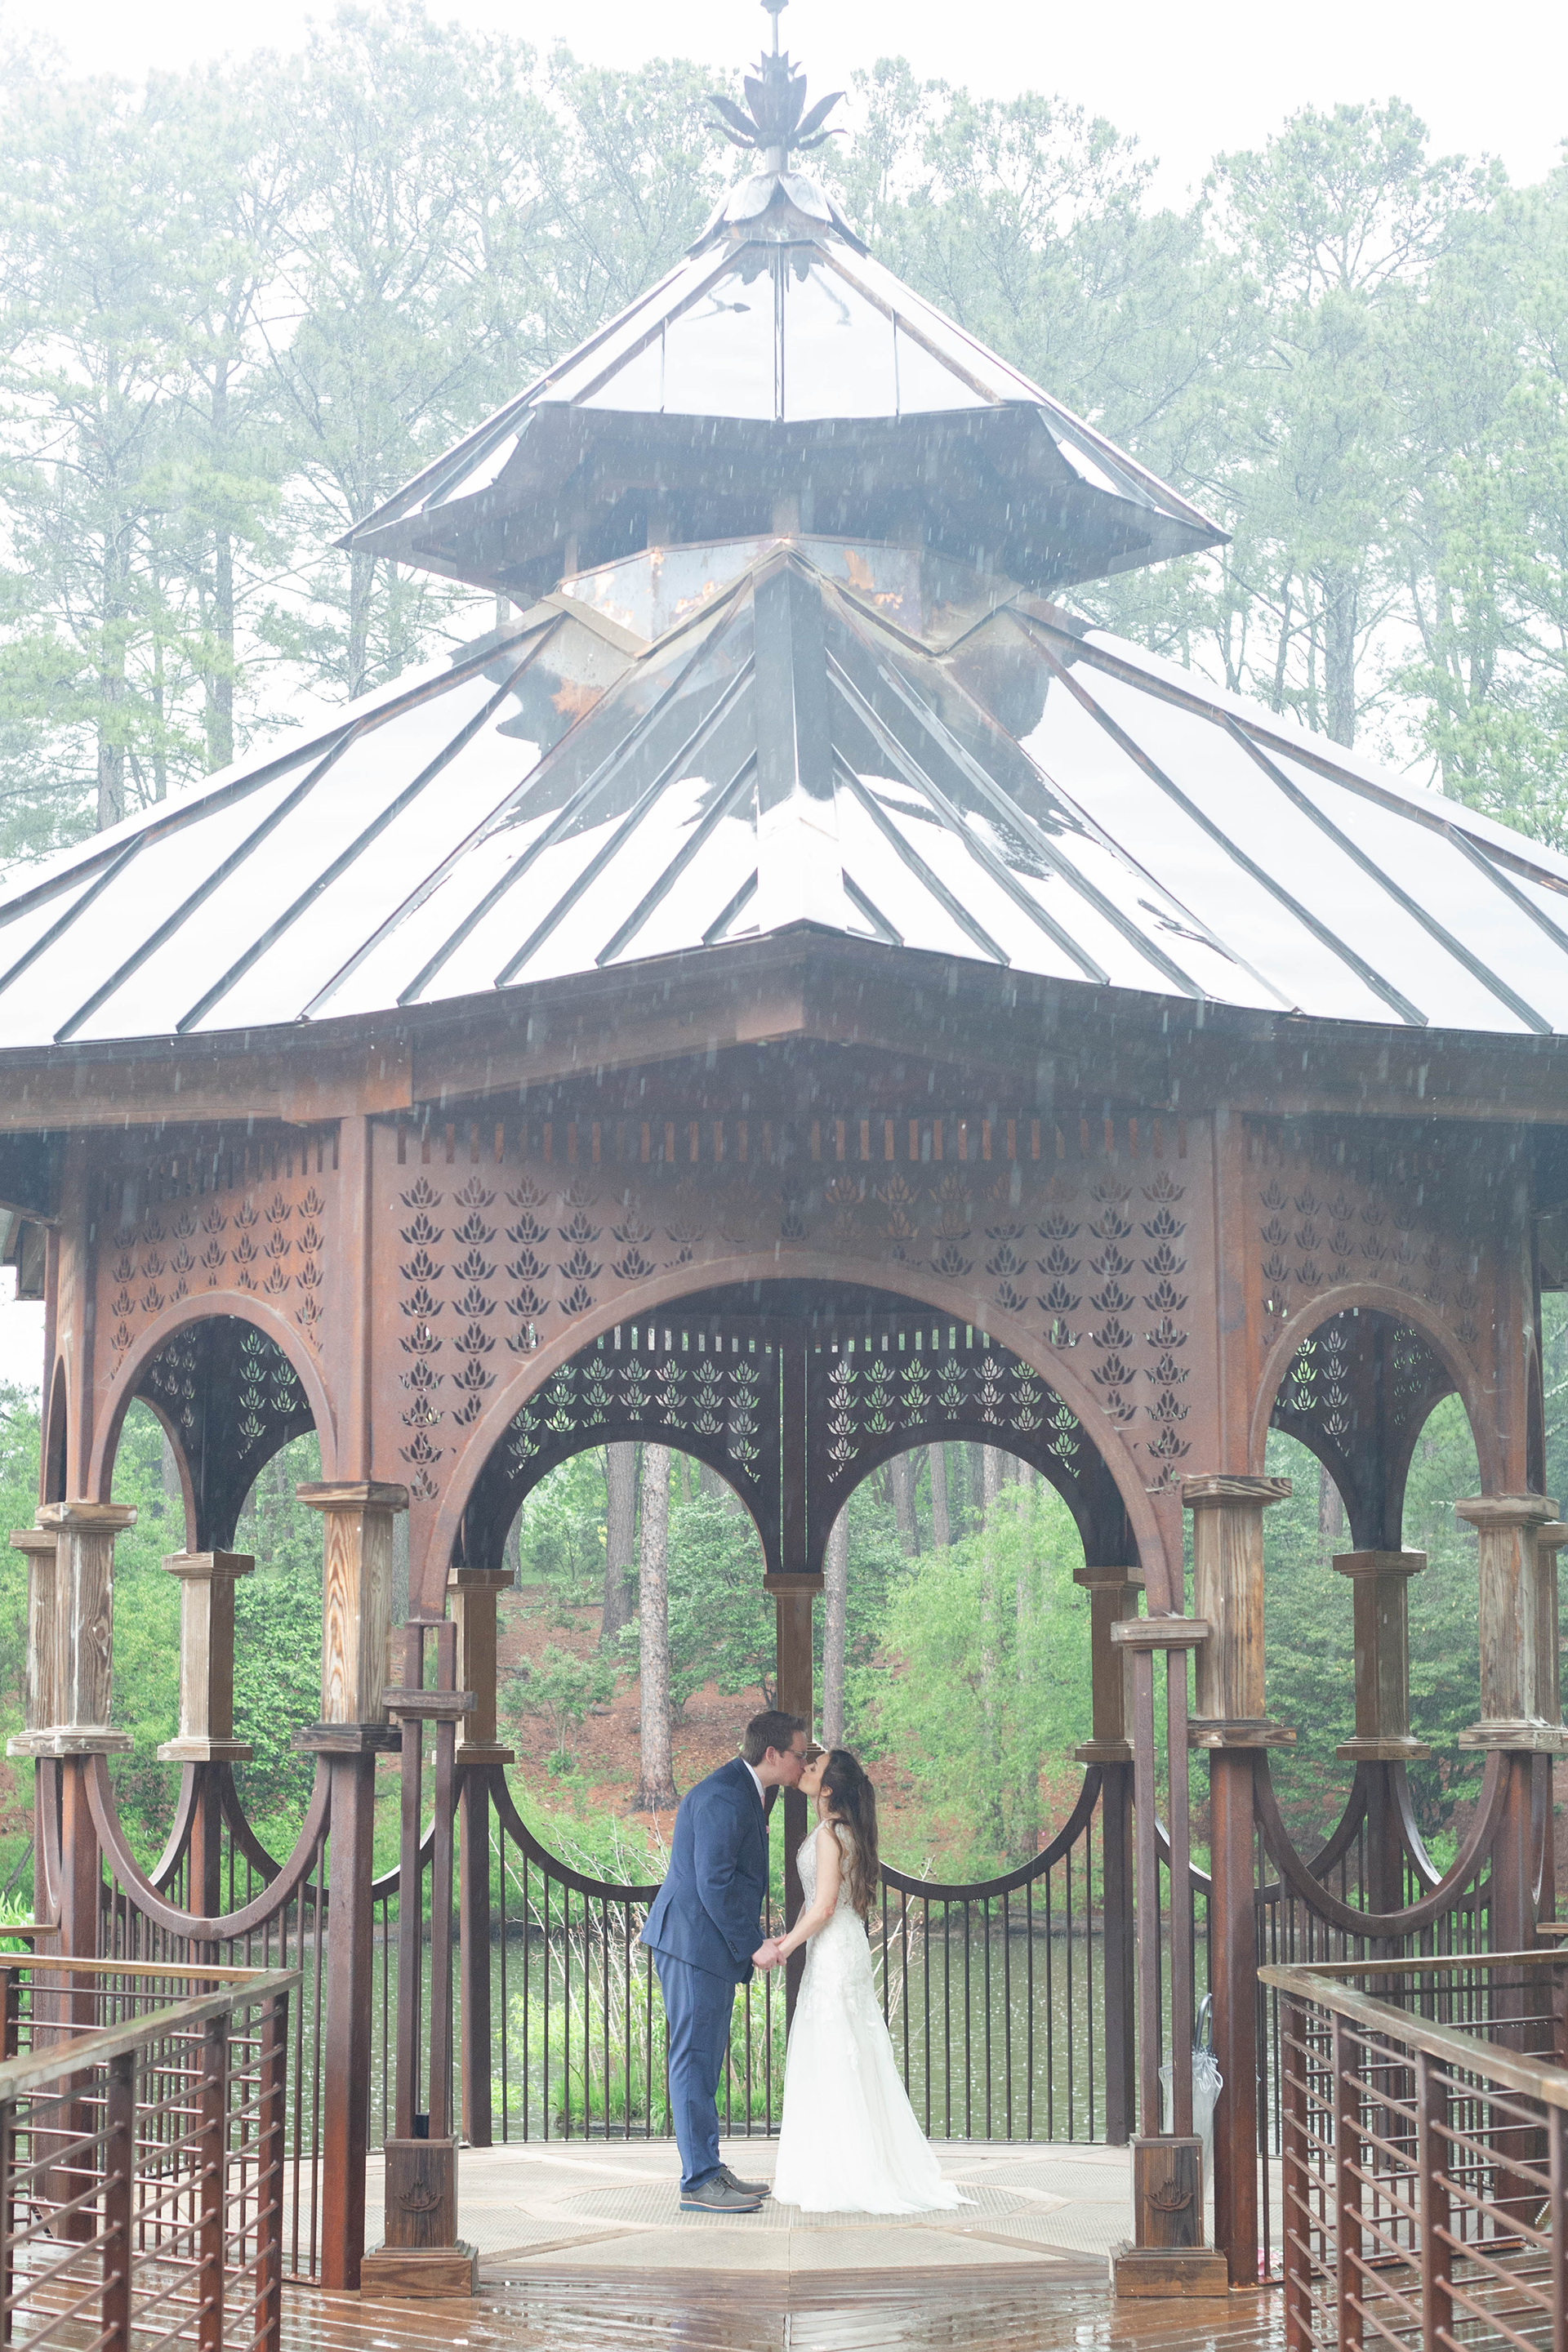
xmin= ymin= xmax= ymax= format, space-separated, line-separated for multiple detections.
xmin=1184 ymin=1472 xmax=1294 ymax=2289
xmin=361 ymin=1615 xmax=478 ymax=2298
xmin=292 ymin=1481 xmax=407 ymax=2291
xmin=157 ymin=1549 xmax=254 ymax=1921
xmin=448 ymin=1566 xmax=514 ymax=2150
xmin=1455 ymin=1494 xmax=1568 ymax=1953
xmin=1109 ymin=1610 xmax=1227 ymax=2299
xmin=7 ymin=1504 xmax=136 ymax=1970
xmin=1073 ymin=1561 xmax=1144 ymax=2145
xmin=1332 ymin=1548 xmax=1430 ymax=1916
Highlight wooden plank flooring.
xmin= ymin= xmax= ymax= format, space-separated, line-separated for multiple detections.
xmin=281 ymin=2267 xmax=1289 ymax=2352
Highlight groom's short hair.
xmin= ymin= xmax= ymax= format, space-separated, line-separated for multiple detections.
xmin=742 ymin=1710 xmax=805 ymax=1764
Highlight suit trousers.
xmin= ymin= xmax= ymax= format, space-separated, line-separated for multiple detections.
xmin=654 ymin=1951 xmax=737 ymax=2192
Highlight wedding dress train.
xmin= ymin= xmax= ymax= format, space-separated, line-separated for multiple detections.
xmin=771 ymin=1828 xmax=969 ymax=2215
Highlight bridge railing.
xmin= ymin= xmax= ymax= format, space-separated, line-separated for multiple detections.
xmin=1258 ymin=1951 xmax=1568 ymax=2352
xmin=0 ymin=1955 xmax=296 ymax=2352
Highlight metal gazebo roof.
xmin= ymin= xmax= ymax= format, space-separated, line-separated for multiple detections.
xmin=334 ymin=58 xmax=1225 ymax=605
xmin=2 ymin=533 xmax=1567 ymax=1049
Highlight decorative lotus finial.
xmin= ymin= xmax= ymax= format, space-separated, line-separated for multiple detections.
xmin=707 ymin=0 xmax=844 ymax=171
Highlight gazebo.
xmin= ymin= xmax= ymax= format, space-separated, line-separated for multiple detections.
xmin=2 ymin=13 xmax=1566 ymax=2302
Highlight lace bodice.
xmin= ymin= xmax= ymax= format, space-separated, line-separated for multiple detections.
xmin=797 ymin=1823 xmax=857 ymax=1916
xmin=792 ymin=1825 xmax=878 ymax=2028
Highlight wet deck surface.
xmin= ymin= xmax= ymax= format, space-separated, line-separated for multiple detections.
xmin=282 ymin=2140 xmax=1287 ymax=2351
xmin=288 ymin=2261 xmax=1286 ymax=2352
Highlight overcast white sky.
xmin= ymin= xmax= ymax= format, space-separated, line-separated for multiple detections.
xmin=1 ymin=0 xmax=1565 ymax=205
xmin=0 ymin=0 xmax=1561 ymax=1392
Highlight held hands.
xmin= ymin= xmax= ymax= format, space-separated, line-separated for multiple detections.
xmin=751 ymin=1936 xmax=786 ymax=1972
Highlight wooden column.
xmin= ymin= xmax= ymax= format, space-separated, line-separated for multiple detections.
xmin=9 ymin=1526 xmax=59 ymax=1737
xmin=1075 ymin=1563 xmax=1143 ymax=2147
xmin=8 ymin=1503 xmax=135 ymax=1973
xmin=1454 ymin=1494 xmax=1568 ymax=1953
xmin=157 ymin=1551 xmax=255 ymax=1922
xmin=1535 ymin=1522 xmax=1567 ymax=1925
xmin=363 ymin=1619 xmax=479 ymax=2299
xmin=1183 ymin=1474 xmax=1294 ymax=2292
xmin=1333 ymin=1550 xmax=1430 ymax=1918
xmin=767 ymin=1569 xmax=818 ymax=2020
xmin=34 ymin=1501 xmax=137 ymax=1754
xmin=7 ymin=1526 xmax=59 ymax=1928
xmin=295 ymin=1481 xmax=406 ymax=2292
xmin=448 ymin=1566 xmax=515 ymax=2149
xmin=1110 ymin=1613 xmax=1227 ymax=2299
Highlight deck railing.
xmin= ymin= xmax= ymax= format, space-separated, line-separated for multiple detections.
xmin=469 ymin=1760 xmax=1117 ymax=2143
xmin=1259 ymin=1952 xmax=1568 ymax=2352
xmin=0 ymin=1955 xmax=295 ymax=2352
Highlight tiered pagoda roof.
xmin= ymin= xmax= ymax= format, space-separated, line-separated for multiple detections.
xmin=3 ymin=24 xmax=1567 ymax=1051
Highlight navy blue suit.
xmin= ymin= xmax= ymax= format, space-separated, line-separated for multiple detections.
xmin=640 ymin=1757 xmax=768 ymax=2190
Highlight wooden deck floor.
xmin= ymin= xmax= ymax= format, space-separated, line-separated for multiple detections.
xmin=283 ymin=2268 xmax=1288 ymax=2352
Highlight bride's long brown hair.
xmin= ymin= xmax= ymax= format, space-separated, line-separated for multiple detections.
xmin=819 ymin=1748 xmax=880 ymax=1920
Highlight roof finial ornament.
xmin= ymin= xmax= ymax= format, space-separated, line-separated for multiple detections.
xmin=707 ymin=0 xmax=844 ymax=177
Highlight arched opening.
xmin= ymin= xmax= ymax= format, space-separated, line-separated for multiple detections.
xmin=102 ymin=1312 xmax=323 ymax=1861
xmin=489 ymin=1441 xmax=774 ymax=1878
xmin=1260 ymin=1304 xmax=1485 ymax=1856
xmin=822 ymin=1441 xmax=1092 ymax=1878
xmin=452 ymin=1279 xmax=1138 ymax=1857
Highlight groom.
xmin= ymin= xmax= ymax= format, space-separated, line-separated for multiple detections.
xmin=640 ymin=1709 xmax=807 ymax=2212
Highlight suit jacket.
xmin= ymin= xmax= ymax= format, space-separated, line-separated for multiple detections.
xmin=640 ymin=1757 xmax=768 ymax=1984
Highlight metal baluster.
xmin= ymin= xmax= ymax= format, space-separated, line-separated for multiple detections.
xmin=1025 ymin=1875 xmax=1035 ymax=2141
xmin=497 ymin=1815 xmax=510 ymax=2140
xmin=1002 ymin=1889 xmax=1013 ymax=2140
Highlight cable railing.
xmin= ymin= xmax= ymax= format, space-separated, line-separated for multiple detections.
xmin=1251 ymin=1760 xmax=1506 ymax=2286
xmin=1259 ymin=1951 xmax=1568 ymax=2352
xmin=0 ymin=1955 xmax=295 ymax=2352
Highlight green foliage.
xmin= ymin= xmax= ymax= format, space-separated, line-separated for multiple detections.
xmin=505 ymin=1642 xmax=613 ymax=1771
xmin=869 ymin=1480 xmax=1090 ymax=1875
xmin=663 ymin=1490 xmax=775 ymax=1710
xmin=514 ymin=1448 xmax=610 ymax=1623
xmin=103 ymin=1404 xmax=184 ymax=1858
xmin=229 ymin=1432 xmax=325 ymax=1842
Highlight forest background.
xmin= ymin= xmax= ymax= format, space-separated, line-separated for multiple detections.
xmin=1 ymin=5 xmax=1567 ymax=1889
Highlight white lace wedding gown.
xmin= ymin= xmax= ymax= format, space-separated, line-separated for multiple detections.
xmin=771 ymin=1826 xmax=969 ymax=2214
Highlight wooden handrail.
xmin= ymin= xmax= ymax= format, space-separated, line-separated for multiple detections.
xmin=0 ymin=1961 xmax=298 ymax=2105
xmin=1258 ymin=1954 xmax=1568 ymax=2109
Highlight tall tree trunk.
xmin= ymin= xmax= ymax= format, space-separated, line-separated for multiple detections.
xmin=208 ymin=360 xmax=234 ymax=771
xmin=96 ymin=541 xmax=129 ymax=828
xmin=634 ymin=1443 xmax=676 ymax=1810
xmin=602 ymin=1441 xmax=638 ymax=1648
xmin=965 ymin=1442 xmax=985 ymax=1536
xmin=890 ymin=1452 xmax=920 ymax=1556
xmin=822 ymin=1513 xmax=849 ymax=1746
xmin=929 ymin=1443 xmax=950 ymax=1548
xmin=1318 ymin=1463 xmax=1344 ymax=1552
xmin=347 ymin=546 xmax=374 ymax=700
xmin=1322 ymin=565 xmax=1358 ymax=748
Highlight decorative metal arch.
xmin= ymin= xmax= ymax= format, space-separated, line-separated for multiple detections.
xmin=1265 ymin=1303 xmax=1461 ymax=1549
xmin=455 ymin=1280 xmax=1138 ymax=1577
xmin=122 ymin=1315 xmax=316 ymax=1550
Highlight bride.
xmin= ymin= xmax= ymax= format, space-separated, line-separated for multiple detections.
xmin=768 ymin=1746 xmax=969 ymax=2215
